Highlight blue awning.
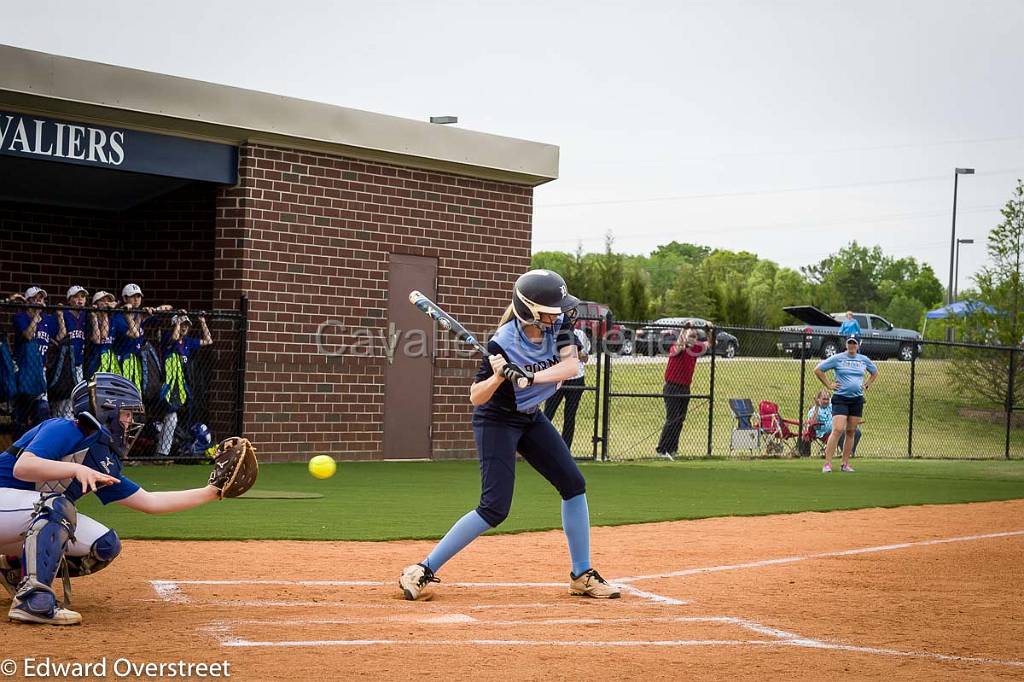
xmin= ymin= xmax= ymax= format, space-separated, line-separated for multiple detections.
xmin=925 ymin=301 xmax=998 ymax=319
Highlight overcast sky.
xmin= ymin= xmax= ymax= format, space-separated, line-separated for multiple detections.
xmin=4 ymin=0 xmax=1023 ymax=292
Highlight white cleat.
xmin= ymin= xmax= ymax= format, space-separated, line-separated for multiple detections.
xmin=569 ymin=568 xmax=621 ymax=599
xmin=399 ymin=563 xmax=439 ymax=601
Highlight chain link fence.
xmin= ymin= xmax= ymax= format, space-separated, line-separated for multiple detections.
xmin=538 ymin=316 xmax=604 ymax=460
xmin=0 ymin=299 xmax=246 ymax=462
xmin=586 ymin=318 xmax=1023 ymax=461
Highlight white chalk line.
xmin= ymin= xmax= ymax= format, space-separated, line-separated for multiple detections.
xmin=208 ymin=615 xmax=749 ymax=628
xmin=151 ymin=529 xmax=1024 ymax=668
xmin=617 ymin=583 xmax=687 ymax=605
xmin=616 ymin=529 xmax=1024 ymax=583
xmin=201 ymin=613 xmax=1024 ymax=667
xmin=149 ymin=580 xmax=566 ymax=606
xmin=138 ymin=598 xmax=568 ymax=611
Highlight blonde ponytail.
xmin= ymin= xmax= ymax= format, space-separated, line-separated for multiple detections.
xmin=498 ymin=304 xmax=515 ymax=327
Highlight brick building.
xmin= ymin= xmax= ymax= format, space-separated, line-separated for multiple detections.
xmin=0 ymin=45 xmax=558 ymax=462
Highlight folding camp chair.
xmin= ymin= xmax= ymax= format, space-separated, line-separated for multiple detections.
xmin=800 ymin=421 xmax=828 ymax=457
xmin=757 ymin=400 xmax=802 ymax=457
xmin=727 ymin=398 xmax=760 ymax=451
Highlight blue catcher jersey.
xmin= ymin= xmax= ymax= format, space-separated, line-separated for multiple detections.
xmin=0 ymin=418 xmax=140 ymax=504
xmin=475 ymin=316 xmax=576 ymax=413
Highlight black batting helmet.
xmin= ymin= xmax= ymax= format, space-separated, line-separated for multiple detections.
xmin=512 ymin=270 xmax=579 ymax=326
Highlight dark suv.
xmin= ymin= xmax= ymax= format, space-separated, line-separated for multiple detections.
xmin=574 ymin=301 xmax=635 ymax=355
xmin=634 ymin=317 xmax=739 ymax=357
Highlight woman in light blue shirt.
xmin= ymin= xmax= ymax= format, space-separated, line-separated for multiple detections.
xmin=814 ymin=337 xmax=877 ymax=473
xmin=837 ymin=311 xmax=861 ymax=340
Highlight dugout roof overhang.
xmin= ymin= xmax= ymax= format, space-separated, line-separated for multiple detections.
xmin=0 ymin=44 xmax=559 ymax=210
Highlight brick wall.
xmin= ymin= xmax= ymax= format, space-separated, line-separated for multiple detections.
xmin=0 ymin=184 xmax=215 ymax=310
xmin=0 ymin=146 xmax=535 ymax=461
xmin=215 ymin=143 xmax=533 ymax=461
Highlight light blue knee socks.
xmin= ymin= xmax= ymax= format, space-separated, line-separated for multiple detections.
xmin=562 ymin=493 xmax=591 ymax=577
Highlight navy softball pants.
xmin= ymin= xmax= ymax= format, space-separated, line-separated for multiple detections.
xmin=472 ymin=410 xmax=587 ymax=527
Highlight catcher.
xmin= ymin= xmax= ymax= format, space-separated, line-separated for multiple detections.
xmin=0 ymin=373 xmax=257 ymax=626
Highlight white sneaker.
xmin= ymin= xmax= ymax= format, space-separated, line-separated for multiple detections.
xmin=657 ymin=452 xmax=675 ymax=461
xmin=9 ymin=595 xmax=82 ymax=626
xmin=399 ymin=563 xmax=439 ymax=601
xmin=822 ymin=463 xmax=832 ymax=473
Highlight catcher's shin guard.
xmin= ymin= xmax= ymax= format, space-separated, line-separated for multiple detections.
xmin=14 ymin=494 xmax=77 ymax=620
xmin=64 ymin=529 xmax=121 ymax=577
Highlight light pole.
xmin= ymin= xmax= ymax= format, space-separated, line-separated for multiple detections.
xmin=947 ymin=168 xmax=974 ymax=341
xmin=954 ymin=238 xmax=975 ymax=301
xmin=947 ymin=168 xmax=975 ymax=305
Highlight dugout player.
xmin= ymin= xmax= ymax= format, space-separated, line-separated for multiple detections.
xmin=10 ymin=287 xmax=57 ymax=436
xmin=399 ymin=270 xmax=620 ymax=601
xmin=86 ymin=290 xmax=119 ymax=379
xmin=0 ymin=373 xmax=225 ymax=625
xmin=813 ymin=336 xmax=878 ymax=473
xmin=155 ymin=312 xmax=213 ymax=458
xmin=53 ymin=285 xmax=89 ymax=418
xmin=111 ymin=284 xmax=171 ymax=390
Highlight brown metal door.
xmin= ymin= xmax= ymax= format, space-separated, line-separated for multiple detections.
xmin=382 ymin=253 xmax=437 ymax=459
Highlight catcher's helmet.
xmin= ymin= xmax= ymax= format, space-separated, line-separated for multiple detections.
xmin=512 ymin=270 xmax=579 ymax=326
xmin=71 ymin=373 xmax=145 ymax=456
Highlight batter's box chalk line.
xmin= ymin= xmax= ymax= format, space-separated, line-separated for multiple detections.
xmin=149 ymin=529 xmax=1024 ymax=667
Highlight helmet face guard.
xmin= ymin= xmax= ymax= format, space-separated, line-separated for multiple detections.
xmin=74 ymin=373 xmax=146 ymax=456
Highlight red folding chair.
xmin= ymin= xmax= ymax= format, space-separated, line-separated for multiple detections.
xmin=757 ymin=400 xmax=802 ymax=456
xmin=801 ymin=420 xmax=828 ymax=457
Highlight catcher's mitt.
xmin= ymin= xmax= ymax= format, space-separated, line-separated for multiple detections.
xmin=208 ymin=437 xmax=258 ymax=499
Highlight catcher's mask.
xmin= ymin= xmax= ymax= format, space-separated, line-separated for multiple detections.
xmin=71 ymin=373 xmax=146 ymax=456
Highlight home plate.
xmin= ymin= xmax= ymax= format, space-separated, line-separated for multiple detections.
xmin=422 ymin=614 xmax=478 ymax=624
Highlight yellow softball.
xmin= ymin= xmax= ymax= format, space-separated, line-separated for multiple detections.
xmin=308 ymin=455 xmax=337 ymax=480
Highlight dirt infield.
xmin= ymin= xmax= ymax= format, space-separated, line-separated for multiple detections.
xmin=2 ymin=500 xmax=1022 ymax=680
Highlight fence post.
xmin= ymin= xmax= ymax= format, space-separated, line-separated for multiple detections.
xmin=707 ymin=327 xmax=716 ymax=457
xmin=590 ymin=318 xmax=602 ymax=461
xmin=1006 ymin=347 xmax=1016 ymax=460
xmin=798 ymin=331 xmax=807 ymax=455
xmin=235 ymin=293 xmax=249 ymax=437
xmin=908 ymin=348 xmax=916 ymax=458
xmin=600 ymin=310 xmax=613 ymax=462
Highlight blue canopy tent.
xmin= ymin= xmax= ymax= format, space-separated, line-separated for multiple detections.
xmin=923 ymin=300 xmax=998 ymax=337
xmin=925 ymin=300 xmax=997 ymax=319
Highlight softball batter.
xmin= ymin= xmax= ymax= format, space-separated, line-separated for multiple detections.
xmin=399 ymin=270 xmax=620 ymax=600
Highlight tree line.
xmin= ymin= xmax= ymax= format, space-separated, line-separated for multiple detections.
xmin=532 ymin=237 xmax=945 ymax=330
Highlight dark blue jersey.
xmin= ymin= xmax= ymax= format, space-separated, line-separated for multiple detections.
xmin=160 ymin=332 xmax=201 ymax=364
xmin=62 ymin=309 xmax=88 ymax=366
xmin=12 ymin=312 xmax=57 ymax=357
xmin=110 ymin=312 xmax=158 ymax=359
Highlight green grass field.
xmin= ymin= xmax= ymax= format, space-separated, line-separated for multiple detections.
xmin=76 ymin=459 xmax=1024 ymax=541
xmin=552 ymin=356 xmax=1023 ymax=460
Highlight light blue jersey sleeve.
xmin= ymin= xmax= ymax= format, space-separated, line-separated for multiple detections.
xmin=861 ymin=354 xmax=878 ymax=375
xmin=816 ymin=354 xmax=840 ymax=372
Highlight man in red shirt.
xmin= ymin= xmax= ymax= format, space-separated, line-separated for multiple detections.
xmin=656 ymin=323 xmax=711 ymax=460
